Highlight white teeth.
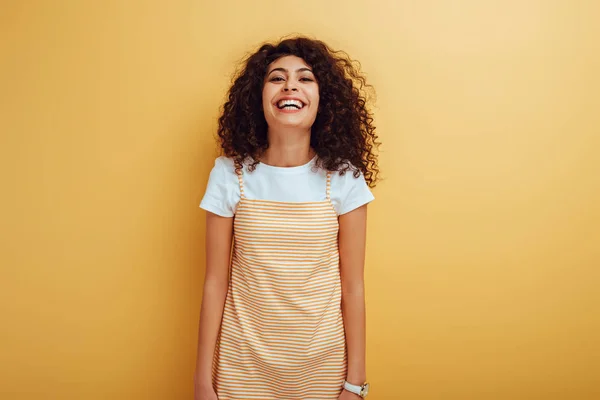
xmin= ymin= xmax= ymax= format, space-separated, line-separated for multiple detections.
xmin=277 ymin=99 xmax=304 ymax=109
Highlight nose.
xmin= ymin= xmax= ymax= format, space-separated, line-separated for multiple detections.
xmin=283 ymin=81 xmax=298 ymax=92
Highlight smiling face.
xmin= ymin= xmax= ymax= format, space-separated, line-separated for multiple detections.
xmin=262 ymin=55 xmax=320 ymax=131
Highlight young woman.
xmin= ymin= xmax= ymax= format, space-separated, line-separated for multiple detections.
xmin=195 ymin=36 xmax=380 ymax=400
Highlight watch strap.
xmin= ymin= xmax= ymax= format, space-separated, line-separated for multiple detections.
xmin=343 ymin=380 xmax=363 ymax=396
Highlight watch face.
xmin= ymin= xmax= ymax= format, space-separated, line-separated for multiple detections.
xmin=361 ymin=383 xmax=370 ymax=397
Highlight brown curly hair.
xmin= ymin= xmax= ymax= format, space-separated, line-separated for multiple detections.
xmin=217 ymin=36 xmax=380 ymax=187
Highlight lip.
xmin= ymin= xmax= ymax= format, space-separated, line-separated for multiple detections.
xmin=274 ymin=96 xmax=306 ymax=112
xmin=275 ymin=96 xmax=306 ymax=104
xmin=277 ymin=107 xmax=303 ymax=114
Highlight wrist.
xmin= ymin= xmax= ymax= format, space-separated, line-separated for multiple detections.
xmin=345 ymin=377 xmax=367 ymax=385
xmin=343 ymin=379 xmax=370 ymax=398
xmin=345 ymin=370 xmax=366 ymax=385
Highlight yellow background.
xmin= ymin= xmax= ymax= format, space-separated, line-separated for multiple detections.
xmin=1 ymin=0 xmax=598 ymax=399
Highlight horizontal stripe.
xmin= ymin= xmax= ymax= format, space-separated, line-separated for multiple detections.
xmin=214 ymin=188 xmax=345 ymax=398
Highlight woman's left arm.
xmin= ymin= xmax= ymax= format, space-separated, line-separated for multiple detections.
xmin=338 ymin=204 xmax=369 ymax=389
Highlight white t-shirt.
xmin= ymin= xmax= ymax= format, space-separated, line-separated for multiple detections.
xmin=200 ymin=155 xmax=374 ymax=217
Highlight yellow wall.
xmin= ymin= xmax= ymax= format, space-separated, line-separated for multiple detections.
xmin=1 ymin=1 xmax=598 ymax=399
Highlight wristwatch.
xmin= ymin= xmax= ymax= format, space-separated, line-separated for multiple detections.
xmin=343 ymin=380 xmax=370 ymax=398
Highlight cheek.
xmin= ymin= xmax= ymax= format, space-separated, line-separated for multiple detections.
xmin=312 ymin=91 xmax=320 ymax=111
xmin=261 ymin=89 xmax=272 ymax=111
xmin=263 ymin=85 xmax=280 ymax=107
xmin=311 ymin=86 xmax=320 ymax=106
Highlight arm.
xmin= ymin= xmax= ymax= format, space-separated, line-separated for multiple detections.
xmin=338 ymin=204 xmax=368 ymax=388
xmin=194 ymin=212 xmax=234 ymax=391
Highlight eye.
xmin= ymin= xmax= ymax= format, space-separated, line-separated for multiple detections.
xmin=300 ymin=77 xmax=314 ymax=82
xmin=270 ymin=76 xmax=284 ymax=82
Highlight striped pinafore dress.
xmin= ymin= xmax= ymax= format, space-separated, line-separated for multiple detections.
xmin=212 ymin=168 xmax=347 ymax=399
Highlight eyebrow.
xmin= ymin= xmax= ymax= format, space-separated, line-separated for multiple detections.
xmin=267 ymin=67 xmax=314 ymax=76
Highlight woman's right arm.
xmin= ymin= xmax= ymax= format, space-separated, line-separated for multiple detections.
xmin=194 ymin=211 xmax=234 ymax=398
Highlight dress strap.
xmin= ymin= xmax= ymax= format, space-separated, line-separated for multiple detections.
xmin=326 ymin=171 xmax=332 ymax=201
xmin=236 ymin=166 xmax=245 ymax=199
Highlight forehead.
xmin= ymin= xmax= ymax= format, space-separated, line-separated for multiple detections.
xmin=267 ymin=55 xmax=312 ymax=72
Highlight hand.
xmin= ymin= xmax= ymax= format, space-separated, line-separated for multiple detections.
xmin=338 ymin=388 xmax=362 ymax=400
xmin=194 ymin=381 xmax=218 ymax=400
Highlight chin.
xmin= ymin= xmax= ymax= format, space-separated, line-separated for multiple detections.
xmin=282 ymin=122 xmax=313 ymax=130
xmin=271 ymin=117 xmax=306 ymax=127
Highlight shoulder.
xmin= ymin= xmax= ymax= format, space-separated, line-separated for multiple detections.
xmin=208 ymin=156 xmax=241 ymax=182
xmin=200 ymin=156 xmax=240 ymax=217
xmin=329 ymin=162 xmax=368 ymax=188
xmin=212 ymin=156 xmax=258 ymax=177
xmin=329 ymin=164 xmax=375 ymax=215
xmin=330 ymin=165 xmax=362 ymax=183
xmin=212 ymin=156 xmax=236 ymax=172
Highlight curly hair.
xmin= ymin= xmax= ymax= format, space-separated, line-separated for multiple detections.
xmin=217 ymin=36 xmax=380 ymax=187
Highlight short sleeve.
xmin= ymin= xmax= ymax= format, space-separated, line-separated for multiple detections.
xmin=331 ymin=169 xmax=375 ymax=215
xmin=199 ymin=157 xmax=239 ymax=217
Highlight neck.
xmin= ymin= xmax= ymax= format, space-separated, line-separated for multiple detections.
xmin=262 ymin=127 xmax=314 ymax=167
